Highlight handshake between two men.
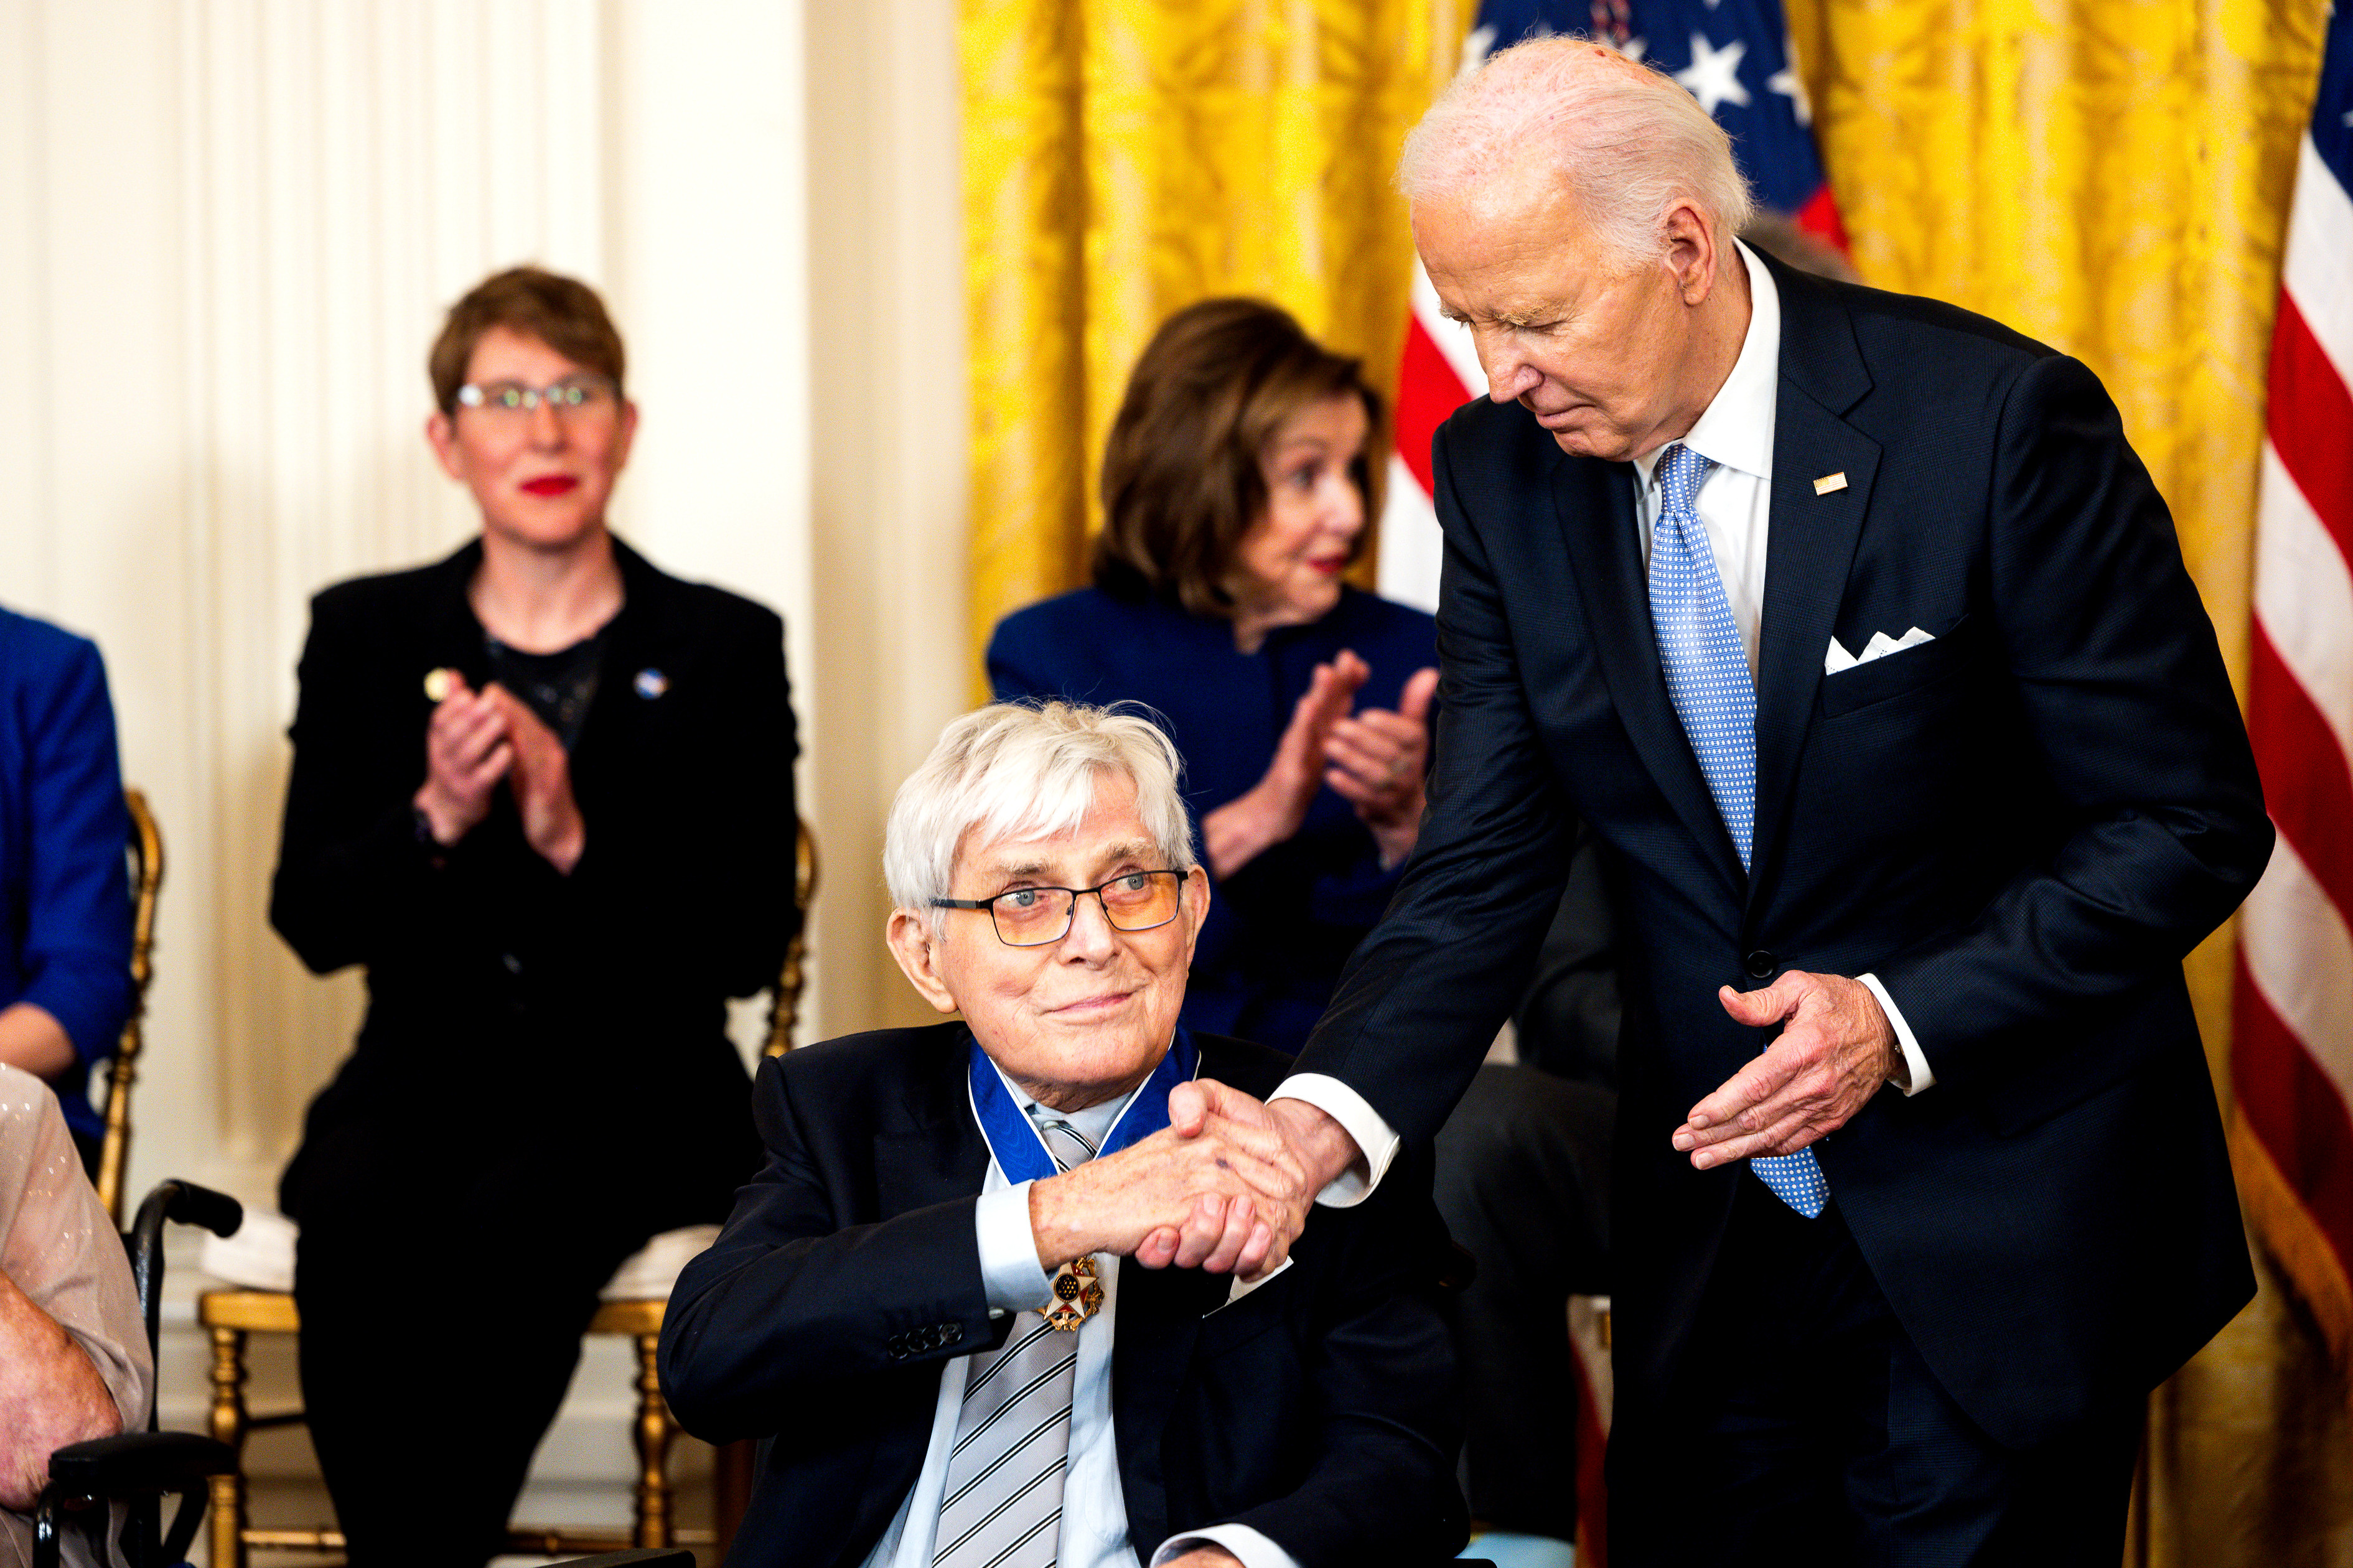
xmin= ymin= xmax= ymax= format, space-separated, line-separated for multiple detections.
xmin=1064 ymin=963 xmax=1907 ymax=1288
xmin=655 ymin=701 xmax=1912 ymax=1568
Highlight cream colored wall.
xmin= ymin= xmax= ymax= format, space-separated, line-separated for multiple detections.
xmin=805 ymin=0 xmax=973 ymax=1040
xmin=0 ymin=0 xmax=837 ymax=1221
xmin=0 ymin=0 xmax=967 ymax=1527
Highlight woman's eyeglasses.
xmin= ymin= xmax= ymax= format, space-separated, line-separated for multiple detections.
xmin=454 ymin=376 xmax=619 ymax=421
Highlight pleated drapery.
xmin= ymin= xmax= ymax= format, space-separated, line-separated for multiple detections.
xmin=961 ymin=0 xmax=1466 ymax=686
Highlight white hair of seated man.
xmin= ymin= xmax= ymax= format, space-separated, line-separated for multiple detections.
xmin=1397 ymin=33 xmax=1756 ymax=266
xmin=884 ymin=700 xmax=1198 ymax=935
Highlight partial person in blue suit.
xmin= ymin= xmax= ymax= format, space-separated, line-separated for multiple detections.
xmin=0 ymin=607 xmax=134 ymax=1172
xmin=989 ymin=299 xmax=1439 ymax=1053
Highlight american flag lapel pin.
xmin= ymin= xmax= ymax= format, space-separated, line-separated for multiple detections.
xmin=1813 ymin=472 xmax=1848 ymax=496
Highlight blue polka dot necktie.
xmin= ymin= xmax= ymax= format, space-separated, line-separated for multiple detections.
xmin=1650 ymin=442 xmax=1827 ymax=1219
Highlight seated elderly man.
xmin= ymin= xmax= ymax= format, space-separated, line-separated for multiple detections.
xmin=660 ymin=701 xmax=1464 ymax=1568
xmin=1 ymin=1064 xmax=150 ymax=1568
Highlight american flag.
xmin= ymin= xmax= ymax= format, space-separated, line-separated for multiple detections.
xmin=2232 ymin=1 xmax=2353 ymax=1361
xmin=1378 ymin=0 xmax=1845 ymax=608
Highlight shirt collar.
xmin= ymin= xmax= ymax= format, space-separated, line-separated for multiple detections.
xmin=1631 ymin=237 xmax=1781 ymax=490
xmin=1014 ymin=1059 xmax=1155 ymax=1147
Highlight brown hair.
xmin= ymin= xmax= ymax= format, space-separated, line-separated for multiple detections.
xmin=1092 ymin=298 xmax=1385 ymax=615
xmin=428 ymin=266 xmax=627 ymax=415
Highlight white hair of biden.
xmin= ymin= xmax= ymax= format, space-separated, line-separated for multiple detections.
xmin=1398 ymin=34 xmax=1756 ymax=266
xmin=884 ymin=701 xmax=1197 ymax=923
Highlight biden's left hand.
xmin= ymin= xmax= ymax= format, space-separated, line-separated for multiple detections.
xmin=1673 ymin=971 xmax=1896 ymax=1167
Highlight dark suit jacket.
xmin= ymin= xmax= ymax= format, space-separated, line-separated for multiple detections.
xmin=658 ymin=1024 xmax=1466 ymax=1568
xmin=273 ymin=536 xmax=794 ymax=1226
xmin=1294 ymin=253 xmax=2271 ymax=1451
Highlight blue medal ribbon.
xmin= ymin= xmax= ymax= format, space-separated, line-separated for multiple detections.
xmin=965 ymin=1027 xmax=1200 ymax=1184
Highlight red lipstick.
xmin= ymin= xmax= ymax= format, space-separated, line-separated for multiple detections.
xmin=520 ymin=476 xmax=578 ymax=497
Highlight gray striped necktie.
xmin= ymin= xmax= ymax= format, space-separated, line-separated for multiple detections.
xmin=933 ymin=1116 xmax=1099 ymax=1568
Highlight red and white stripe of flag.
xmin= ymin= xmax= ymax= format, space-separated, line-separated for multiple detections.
xmin=1376 ymin=258 xmax=1484 ymax=610
xmin=2234 ymin=112 xmax=2353 ymax=1330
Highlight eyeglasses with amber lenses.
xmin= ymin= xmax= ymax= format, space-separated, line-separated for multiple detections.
xmin=932 ymin=869 xmax=1186 ymax=948
xmin=454 ymin=375 xmax=619 ymax=421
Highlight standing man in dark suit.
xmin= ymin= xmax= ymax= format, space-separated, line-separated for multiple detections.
xmin=659 ymin=701 xmax=1463 ymax=1568
xmin=1153 ymin=37 xmax=2273 ymax=1566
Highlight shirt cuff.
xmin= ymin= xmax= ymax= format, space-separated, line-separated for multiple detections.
xmin=975 ymin=1181 xmax=1055 ymax=1312
xmin=1268 ymin=1074 xmax=1402 ymax=1208
xmin=1151 ymin=1523 xmax=1304 ymax=1568
xmin=1858 ymin=973 xmax=1934 ymax=1096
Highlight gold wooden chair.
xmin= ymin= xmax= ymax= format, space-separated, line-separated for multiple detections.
xmin=94 ymin=788 xmax=166 ymax=1226
xmin=199 ymin=817 xmax=818 ymax=1567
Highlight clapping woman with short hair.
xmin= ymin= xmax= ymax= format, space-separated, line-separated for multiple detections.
xmin=988 ymin=299 xmax=1439 ymax=1053
xmin=269 ymin=267 xmax=799 ymax=1568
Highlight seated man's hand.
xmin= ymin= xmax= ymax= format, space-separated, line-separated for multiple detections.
xmin=1027 ymin=1112 xmax=1303 ymax=1275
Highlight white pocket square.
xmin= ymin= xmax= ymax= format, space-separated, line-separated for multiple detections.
xmin=1825 ymin=627 xmax=1934 ymax=675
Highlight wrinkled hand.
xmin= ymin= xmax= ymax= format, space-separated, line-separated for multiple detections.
xmin=1134 ymin=1081 xmax=1359 ymax=1278
xmin=1323 ymin=665 xmax=1438 ymax=867
xmin=414 ymin=673 xmax=513 ymax=846
xmin=1028 ymin=1111 xmax=1303 ymax=1274
xmin=484 ymin=685 xmax=585 ymax=874
xmin=1672 ymin=971 xmax=1897 ymax=1167
xmin=1201 ymin=651 xmax=1370 ymax=879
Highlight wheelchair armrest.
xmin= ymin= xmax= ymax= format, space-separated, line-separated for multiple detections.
xmin=46 ymin=1430 xmax=236 ymax=1495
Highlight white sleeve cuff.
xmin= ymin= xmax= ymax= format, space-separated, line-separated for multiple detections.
xmin=1858 ymin=973 xmax=1934 ymax=1096
xmin=1151 ymin=1523 xmax=1304 ymax=1568
xmin=975 ymin=1180 xmax=1055 ymax=1312
xmin=1268 ymin=1073 xmax=1402 ymax=1208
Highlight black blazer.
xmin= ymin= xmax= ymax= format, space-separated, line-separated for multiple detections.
xmin=1294 ymin=254 xmax=2271 ymax=1451
xmin=658 ymin=1025 xmax=1466 ymax=1568
xmin=273 ymin=537 xmax=795 ymax=1216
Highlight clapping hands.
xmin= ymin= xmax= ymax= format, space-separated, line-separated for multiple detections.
xmin=1201 ymin=653 xmax=1439 ymax=879
xmin=413 ymin=674 xmax=585 ymax=872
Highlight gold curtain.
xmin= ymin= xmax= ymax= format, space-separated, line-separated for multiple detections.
xmin=1781 ymin=1 xmax=2340 ymax=1560
xmin=961 ymin=0 xmax=1466 ymax=687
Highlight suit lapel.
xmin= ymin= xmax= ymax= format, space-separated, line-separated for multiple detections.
xmin=1555 ymin=455 xmax=1746 ymax=897
xmin=875 ymin=1031 xmax=991 ymax=1215
xmin=1747 ymin=259 xmax=1881 ymax=908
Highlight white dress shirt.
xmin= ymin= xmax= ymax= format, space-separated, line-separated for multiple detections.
xmin=861 ymin=1069 xmax=1303 ymax=1568
xmin=1271 ymin=241 xmax=1932 ymax=1207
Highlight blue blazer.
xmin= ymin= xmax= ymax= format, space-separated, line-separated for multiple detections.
xmin=0 ymin=607 xmax=133 ymax=1140
xmin=1296 ymin=253 xmax=2268 ymax=1453
xmin=989 ymin=585 xmax=1438 ymax=1052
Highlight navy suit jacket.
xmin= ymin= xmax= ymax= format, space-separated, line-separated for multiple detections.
xmin=658 ymin=1025 xmax=1465 ymax=1568
xmin=0 ymin=607 xmax=133 ymax=1139
xmin=1294 ymin=254 xmax=2271 ymax=1450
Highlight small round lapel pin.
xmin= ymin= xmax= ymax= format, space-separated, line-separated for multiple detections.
xmin=634 ymin=668 xmax=668 ymax=699
xmin=423 ymin=668 xmax=459 ymax=702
